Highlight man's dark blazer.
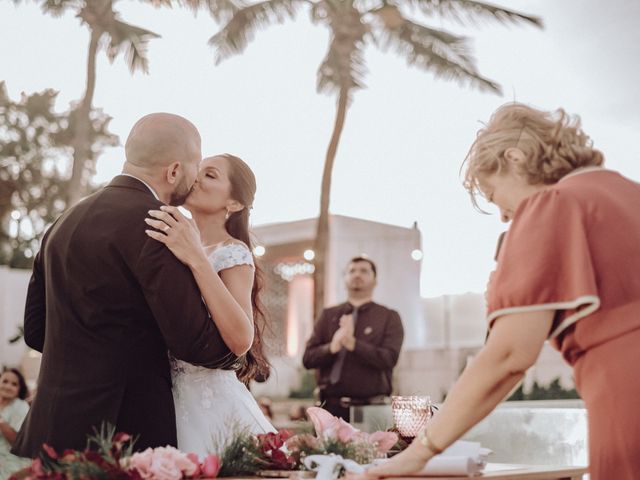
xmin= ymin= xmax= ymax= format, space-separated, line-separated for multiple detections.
xmin=302 ymin=301 xmax=404 ymax=399
xmin=12 ymin=175 xmax=237 ymax=457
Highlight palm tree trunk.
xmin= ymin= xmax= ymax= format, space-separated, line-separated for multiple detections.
xmin=313 ymin=86 xmax=349 ymax=320
xmin=67 ymin=27 xmax=101 ymax=207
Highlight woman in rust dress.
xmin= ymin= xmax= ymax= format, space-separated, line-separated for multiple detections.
xmin=368 ymin=103 xmax=640 ymax=480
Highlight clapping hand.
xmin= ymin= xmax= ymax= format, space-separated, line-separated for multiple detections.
xmin=145 ymin=205 xmax=207 ymax=269
xmin=329 ymin=314 xmax=356 ymax=353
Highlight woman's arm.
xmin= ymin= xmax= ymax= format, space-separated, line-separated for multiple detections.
xmin=145 ymin=206 xmax=254 ymax=356
xmin=367 ymin=310 xmax=554 ymax=477
xmin=0 ymin=418 xmax=18 ymax=445
xmin=190 ymin=259 xmax=254 ymax=356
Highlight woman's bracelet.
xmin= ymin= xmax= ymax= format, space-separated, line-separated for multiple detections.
xmin=417 ymin=428 xmax=444 ymax=455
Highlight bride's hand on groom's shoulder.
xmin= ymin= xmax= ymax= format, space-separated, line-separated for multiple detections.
xmin=145 ymin=205 xmax=207 ymax=268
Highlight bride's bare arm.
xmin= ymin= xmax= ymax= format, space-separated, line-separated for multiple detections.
xmin=189 ymin=260 xmax=254 ymax=356
xmin=145 ymin=206 xmax=254 ymax=356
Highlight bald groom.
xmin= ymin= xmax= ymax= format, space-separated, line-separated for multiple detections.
xmin=13 ymin=113 xmax=237 ymax=457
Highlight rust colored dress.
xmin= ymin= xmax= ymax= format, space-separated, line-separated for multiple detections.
xmin=486 ymin=168 xmax=640 ymax=479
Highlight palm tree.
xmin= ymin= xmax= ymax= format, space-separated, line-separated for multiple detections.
xmin=208 ymin=0 xmax=542 ymax=318
xmin=24 ymin=0 xmax=239 ymax=206
xmin=33 ymin=0 xmax=162 ymax=206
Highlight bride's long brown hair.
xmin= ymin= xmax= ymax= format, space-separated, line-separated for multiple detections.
xmin=220 ymin=154 xmax=270 ymax=384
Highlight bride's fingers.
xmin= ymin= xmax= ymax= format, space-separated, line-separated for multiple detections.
xmin=144 ymin=218 xmax=171 ymax=232
xmin=149 ymin=209 xmax=179 ymax=226
xmin=159 ymin=205 xmax=186 ymax=223
xmin=145 ymin=229 xmax=168 ymax=243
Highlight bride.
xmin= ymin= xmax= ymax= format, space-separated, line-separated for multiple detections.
xmin=144 ymin=154 xmax=276 ymax=457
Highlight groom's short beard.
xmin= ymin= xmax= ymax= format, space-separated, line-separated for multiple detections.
xmin=169 ymin=178 xmax=192 ymax=206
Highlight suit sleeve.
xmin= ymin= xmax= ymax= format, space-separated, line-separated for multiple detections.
xmin=352 ymin=310 xmax=404 ymax=369
xmin=302 ymin=310 xmax=336 ymax=369
xmin=23 ymin=226 xmax=55 ymax=352
xmin=134 ymin=235 xmax=238 ymax=369
xmin=24 ymin=249 xmax=46 ymax=352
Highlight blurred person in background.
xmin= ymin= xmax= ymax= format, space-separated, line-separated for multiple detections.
xmin=303 ymin=257 xmax=404 ymax=420
xmin=0 ymin=368 xmax=30 ymax=479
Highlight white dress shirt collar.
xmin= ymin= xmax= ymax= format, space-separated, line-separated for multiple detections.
xmin=121 ymin=173 xmax=161 ymax=201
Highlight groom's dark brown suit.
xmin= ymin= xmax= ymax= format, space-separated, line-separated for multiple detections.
xmin=12 ymin=175 xmax=237 ymax=457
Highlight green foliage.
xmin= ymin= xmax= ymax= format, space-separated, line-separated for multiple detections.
xmin=508 ymin=378 xmax=581 ymax=401
xmin=217 ymin=430 xmax=267 ymax=477
xmin=0 ymin=82 xmax=117 ymax=268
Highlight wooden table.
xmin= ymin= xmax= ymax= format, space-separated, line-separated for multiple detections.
xmin=387 ymin=463 xmax=588 ymax=479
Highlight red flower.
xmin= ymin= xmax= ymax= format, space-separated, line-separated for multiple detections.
xmin=60 ymin=449 xmax=77 ymax=462
xmin=278 ymin=430 xmax=294 ymax=442
xmin=258 ymin=432 xmax=280 ymax=452
xmin=113 ymin=432 xmax=131 ymax=444
xmin=269 ymin=448 xmax=295 ymax=470
xmin=258 ymin=430 xmax=294 ymax=454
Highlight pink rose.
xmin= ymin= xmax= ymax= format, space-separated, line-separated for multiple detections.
xmin=186 ymin=453 xmax=202 ymax=478
xmin=202 ymin=454 xmax=220 ymax=478
xmin=129 ymin=448 xmax=154 ymax=478
xmin=151 ymin=447 xmax=198 ymax=480
xmin=129 ymin=446 xmax=198 ymax=480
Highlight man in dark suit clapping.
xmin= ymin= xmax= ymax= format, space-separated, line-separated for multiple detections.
xmin=303 ymin=257 xmax=404 ymax=420
xmin=13 ymin=113 xmax=237 ymax=457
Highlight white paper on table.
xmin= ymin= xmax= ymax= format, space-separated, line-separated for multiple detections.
xmin=374 ymin=440 xmax=492 ymax=477
xmin=419 ymin=441 xmax=492 ymax=477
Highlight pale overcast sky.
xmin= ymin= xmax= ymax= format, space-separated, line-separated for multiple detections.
xmin=2 ymin=0 xmax=639 ymax=297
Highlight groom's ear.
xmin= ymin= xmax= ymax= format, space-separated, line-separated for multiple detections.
xmin=165 ymin=162 xmax=181 ymax=185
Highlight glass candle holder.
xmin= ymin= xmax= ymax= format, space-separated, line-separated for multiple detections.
xmin=391 ymin=395 xmax=433 ymax=438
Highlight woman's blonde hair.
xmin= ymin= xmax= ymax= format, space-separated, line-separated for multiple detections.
xmin=462 ymin=103 xmax=604 ymax=205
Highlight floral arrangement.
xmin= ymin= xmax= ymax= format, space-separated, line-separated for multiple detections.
xmin=9 ymin=425 xmax=221 ymax=480
xmin=9 ymin=408 xmax=397 ymax=480
xmin=289 ymin=407 xmax=397 ymax=465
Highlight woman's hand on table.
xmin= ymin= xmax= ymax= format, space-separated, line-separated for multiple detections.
xmin=365 ymin=441 xmax=434 ymax=478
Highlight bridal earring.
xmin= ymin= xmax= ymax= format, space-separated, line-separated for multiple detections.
xmin=225 ymin=209 xmax=230 ymax=220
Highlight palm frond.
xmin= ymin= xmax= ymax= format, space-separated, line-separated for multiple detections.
xmin=374 ymin=16 xmax=501 ymax=94
xmin=103 ymin=19 xmax=161 ymax=74
xmin=139 ymin=0 xmax=239 ymax=23
xmin=316 ymin=3 xmax=369 ymax=95
xmin=39 ymin=0 xmax=81 ymax=17
xmin=209 ymin=0 xmax=307 ymax=64
xmin=145 ymin=0 xmax=175 ymax=7
xmin=177 ymin=0 xmax=242 ymax=22
xmin=408 ymin=0 xmax=543 ymax=28
xmin=316 ymin=33 xmax=367 ymax=95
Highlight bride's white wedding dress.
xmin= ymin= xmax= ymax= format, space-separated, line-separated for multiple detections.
xmin=171 ymin=242 xmax=276 ymax=457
